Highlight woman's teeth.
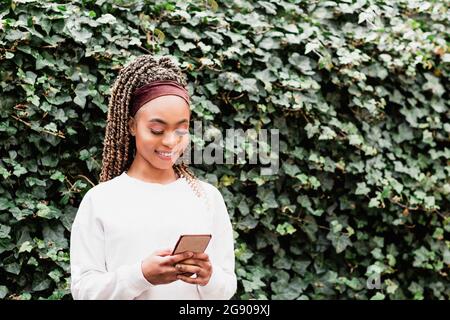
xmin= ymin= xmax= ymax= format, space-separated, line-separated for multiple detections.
xmin=156 ymin=151 xmax=174 ymax=157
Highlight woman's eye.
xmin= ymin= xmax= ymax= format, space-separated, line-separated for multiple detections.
xmin=150 ymin=129 xmax=188 ymax=136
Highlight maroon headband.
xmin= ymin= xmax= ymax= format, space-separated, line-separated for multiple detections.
xmin=130 ymin=80 xmax=190 ymax=117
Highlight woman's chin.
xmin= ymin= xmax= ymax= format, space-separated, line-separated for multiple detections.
xmin=151 ymin=157 xmax=179 ymax=169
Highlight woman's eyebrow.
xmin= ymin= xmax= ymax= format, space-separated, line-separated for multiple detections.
xmin=148 ymin=118 xmax=189 ymax=125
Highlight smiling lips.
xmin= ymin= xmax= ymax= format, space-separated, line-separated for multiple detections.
xmin=155 ymin=150 xmax=176 ymax=160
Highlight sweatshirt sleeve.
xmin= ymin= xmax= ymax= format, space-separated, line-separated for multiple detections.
xmin=70 ymin=190 xmax=154 ymax=300
xmin=197 ymin=185 xmax=237 ymax=300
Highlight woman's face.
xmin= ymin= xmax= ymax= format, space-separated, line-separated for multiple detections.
xmin=128 ymin=95 xmax=191 ymax=170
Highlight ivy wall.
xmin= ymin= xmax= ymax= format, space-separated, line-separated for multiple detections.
xmin=0 ymin=0 xmax=449 ymax=299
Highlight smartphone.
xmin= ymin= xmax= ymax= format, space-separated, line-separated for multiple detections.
xmin=172 ymin=234 xmax=212 ymax=277
xmin=171 ymin=234 xmax=212 ymax=255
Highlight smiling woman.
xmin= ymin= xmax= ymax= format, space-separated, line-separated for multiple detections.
xmin=127 ymin=93 xmax=191 ymax=179
xmin=69 ymin=55 xmax=237 ymax=300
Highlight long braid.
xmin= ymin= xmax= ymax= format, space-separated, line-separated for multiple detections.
xmin=99 ymin=55 xmax=207 ymax=203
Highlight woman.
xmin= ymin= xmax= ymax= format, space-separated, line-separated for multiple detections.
xmin=70 ymin=54 xmax=237 ymax=300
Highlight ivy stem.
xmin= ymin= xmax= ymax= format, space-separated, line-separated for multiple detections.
xmin=11 ymin=115 xmax=65 ymax=139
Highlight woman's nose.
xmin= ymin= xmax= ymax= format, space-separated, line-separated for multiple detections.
xmin=162 ymin=131 xmax=182 ymax=148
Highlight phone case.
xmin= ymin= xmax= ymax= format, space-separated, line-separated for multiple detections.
xmin=171 ymin=234 xmax=212 ymax=255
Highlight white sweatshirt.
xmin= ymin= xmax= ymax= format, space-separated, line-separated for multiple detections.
xmin=70 ymin=171 xmax=237 ymax=300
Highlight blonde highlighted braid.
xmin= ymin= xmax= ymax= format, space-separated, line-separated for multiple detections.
xmin=99 ymin=54 xmax=208 ymax=204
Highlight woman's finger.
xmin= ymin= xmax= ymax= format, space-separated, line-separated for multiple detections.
xmin=191 ymin=253 xmax=209 ymax=261
xmin=175 ymin=263 xmax=202 ymax=276
xmin=164 ymin=265 xmax=179 ymax=274
xmin=163 ymin=251 xmax=193 ymax=265
xmin=178 ymin=258 xmax=207 ymax=267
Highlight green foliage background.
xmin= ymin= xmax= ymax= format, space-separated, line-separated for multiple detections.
xmin=0 ymin=0 xmax=449 ymax=300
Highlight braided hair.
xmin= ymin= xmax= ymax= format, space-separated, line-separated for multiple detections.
xmin=99 ymin=54 xmax=205 ymax=200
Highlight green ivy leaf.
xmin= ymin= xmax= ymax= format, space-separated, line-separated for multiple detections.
xmin=370 ymin=292 xmax=386 ymax=300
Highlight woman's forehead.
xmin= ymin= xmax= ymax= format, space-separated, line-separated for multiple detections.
xmin=136 ymin=95 xmax=190 ymax=122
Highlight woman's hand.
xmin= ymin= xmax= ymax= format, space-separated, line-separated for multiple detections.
xmin=174 ymin=253 xmax=212 ymax=286
xmin=141 ymin=249 xmax=194 ymax=285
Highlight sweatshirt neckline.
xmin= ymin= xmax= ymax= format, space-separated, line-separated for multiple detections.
xmin=121 ymin=171 xmax=185 ymax=188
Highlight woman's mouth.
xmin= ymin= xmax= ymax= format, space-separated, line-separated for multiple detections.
xmin=155 ymin=150 xmax=175 ymax=161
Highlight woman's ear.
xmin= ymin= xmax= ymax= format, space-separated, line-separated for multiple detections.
xmin=128 ymin=117 xmax=136 ymax=136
